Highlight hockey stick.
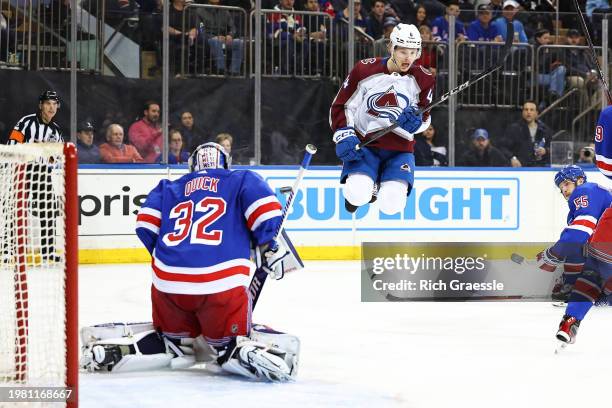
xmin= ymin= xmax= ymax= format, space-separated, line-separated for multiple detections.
xmin=571 ymin=0 xmax=612 ymax=105
xmin=356 ymin=21 xmax=515 ymax=150
xmin=249 ymin=144 xmax=318 ymax=309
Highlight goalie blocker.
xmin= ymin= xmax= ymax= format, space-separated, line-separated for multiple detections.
xmin=80 ymin=322 xmax=300 ymax=382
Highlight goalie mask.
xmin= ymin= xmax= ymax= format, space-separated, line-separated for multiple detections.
xmin=389 ymin=23 xmax=421 ymax=58
xmin=188 ymin=142 xmax=231 ymax=172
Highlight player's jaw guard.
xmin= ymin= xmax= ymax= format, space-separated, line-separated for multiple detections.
xmin=189 ymin=142 xmax=231 ymax=171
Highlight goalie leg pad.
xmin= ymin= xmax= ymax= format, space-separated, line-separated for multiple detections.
xmin=221 ymin=339 xmax=292 ymax=382
xmin=249 ymin=324 xmax=300 ymax=378
xmin=80 ymin=329 xmax=196 ymax=373
xmin=80 ymin=322 xmax=155 ymax=346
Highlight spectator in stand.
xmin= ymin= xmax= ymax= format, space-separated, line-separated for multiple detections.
xmin=267 ymin=0 xmax=308 ymax=74
xmin=533 ymin=28 xmax=566 ymax=103
xmin=336 ymin=0 xmax=368 ymax=31
xmin=168 ymin=0 xmax=198 ymax=75
xmin=587 ymin=0 xmax=612 ymax=44
xmin=302 ymin=0 xmax=330 ymax=75
xmin=499 ymin=100 xmax=552 ymax=167
xmin=366 ymin=0 xmax=386 ymax=39
xmin=177 ymin=111 xmax=198 ymax=151
xmin=215 ymin=132 xmax=233 ymax=155
xmin=458 ymin=128 xmax=508 ymax=166
xmin=303 ymin=0 xmax=329 ymax=42
xmin=157 ymin=129 xmax=190 ymax=164
xmin=492 ymin=0 xmax=528 ymax=43
xmin=416 ymin=25 xmax=438 ymax=75
xmin=199 ymin=0 xmax=245 ymax=76
xmin=373 ymin=16 xmax=398 ymax=56
xmin=414 ymin=124 xmax=448 ymax=166
xmin=563 ymin=29 xmax=597 ymax=91
xmin=411 ymin=0 xmax=446 ymax=21
xmin=76 ymin=121 xmax=101 ymax=164
xmin=128 ymin=101 xmax=163 ymax=163
xmin=467 ymin=4 xmax=502 ymax=42
xmin=431 ymin=0 xmax=466 ymax=42
xmin=320 ymin=0 xmax=336 ymax=17
xmin=412 ymin=5 xmax=431 ymax=29
xmin=488 ymin=0 xmax=503 ymax=19
xmin=100 ymin=124 xmax=144 ymax=163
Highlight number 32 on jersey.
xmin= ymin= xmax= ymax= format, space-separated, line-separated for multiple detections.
xmin=162 ymin=197 xmax=227 ymax=246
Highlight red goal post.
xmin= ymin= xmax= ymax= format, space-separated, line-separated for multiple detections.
xmin=0 ymin=143 xmax=78 ymax=407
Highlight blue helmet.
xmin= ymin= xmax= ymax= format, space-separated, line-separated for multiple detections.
xmin=554 ymin=165 xmax=586 ymax=187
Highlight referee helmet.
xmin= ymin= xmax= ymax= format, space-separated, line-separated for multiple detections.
xmin=39 ymin=90 xmax=61 ymax=107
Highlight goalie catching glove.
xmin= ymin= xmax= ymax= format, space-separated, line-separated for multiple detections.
xmin=536 ymin=248 xmax=563 ymax=272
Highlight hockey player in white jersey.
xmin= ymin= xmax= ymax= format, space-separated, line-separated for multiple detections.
xmin=330 ymin=23 xmax=435 ymax=214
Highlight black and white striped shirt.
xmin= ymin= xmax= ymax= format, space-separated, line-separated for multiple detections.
xmin=7 ymin=113 xmax=64 ymax=145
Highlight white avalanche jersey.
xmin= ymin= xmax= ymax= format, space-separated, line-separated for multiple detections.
xmin=330 ymin=57 xmax=435 ymax=152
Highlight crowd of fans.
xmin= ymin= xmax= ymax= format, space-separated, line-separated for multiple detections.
xmin=64 ymin=0 xmax=605 ymax=77
xmin=415 ymin=99 xmax=597 ymax=168
xmin=68 ymin=95 xmax=595 ymax=168
xmin=75 ymin=100 xmax=235 ymax=165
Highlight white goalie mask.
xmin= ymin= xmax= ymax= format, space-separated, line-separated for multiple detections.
xmin=390 ymin=23 xmax=422 ymax=58
xmin=188 ymin=142 xmax=231 ymax=172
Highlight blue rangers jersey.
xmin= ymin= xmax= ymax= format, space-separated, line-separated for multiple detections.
xmin=551 ymin=182 xmax=612 ymax=258
xmin=135 ymin=169 xmax=283 ymax=295
xmin=595 ymin=106 xmax=612 ymax=179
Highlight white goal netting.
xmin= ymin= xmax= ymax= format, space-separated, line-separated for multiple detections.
xmin=0 ymin=143 xmax=70 ymax=392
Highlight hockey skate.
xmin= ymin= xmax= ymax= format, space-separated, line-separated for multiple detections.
xmin=555 ymin=315 xmax=581 ymax=353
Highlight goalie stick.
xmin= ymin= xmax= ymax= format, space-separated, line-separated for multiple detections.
xmin=572 ymin=0 xmax=612 ymax=105
xmin=249 ymin=144 xmax=317 ymax=308
xmin=356 ymin=21 xmax=515 ymax=150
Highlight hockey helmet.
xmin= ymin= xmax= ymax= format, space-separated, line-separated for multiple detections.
xmin=188 ymin=142 xmax=231 ymax=172
xmin=554 ymin=164 xmax=586 ymax=188
xmin=389 ymin=23 xmax=421 ymax=57
xmin=39 ymin=90 xmax=61 ymax=106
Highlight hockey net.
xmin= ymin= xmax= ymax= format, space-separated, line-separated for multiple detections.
xmin=0 ymin=143 xmax=78 ymax=406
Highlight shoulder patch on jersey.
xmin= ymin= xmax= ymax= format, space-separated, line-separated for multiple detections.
xmin=360 ymin=58 xmax=377 ymax=65
xmin=419 ymin=65 xmax=433 ymax=76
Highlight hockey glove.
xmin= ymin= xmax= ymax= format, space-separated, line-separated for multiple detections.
xmin=262 ymin=240 xmax=290 ymax=280
xmin=536 ymin=248 xmax=563 ymax=272
xmin=396 ymin=106 xmax=423 ymax=134
xmin=333 ymin=127 xmax=363 ymax=162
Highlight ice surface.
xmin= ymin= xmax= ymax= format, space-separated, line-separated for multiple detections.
xmin=79 ymin=262 xmax=612 ymax=408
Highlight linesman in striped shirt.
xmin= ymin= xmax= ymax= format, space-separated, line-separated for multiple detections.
xmin=4 ymin=90 xmax=64 ymax=262
xmin=7 ymin=90 xmax=64 ymax=144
